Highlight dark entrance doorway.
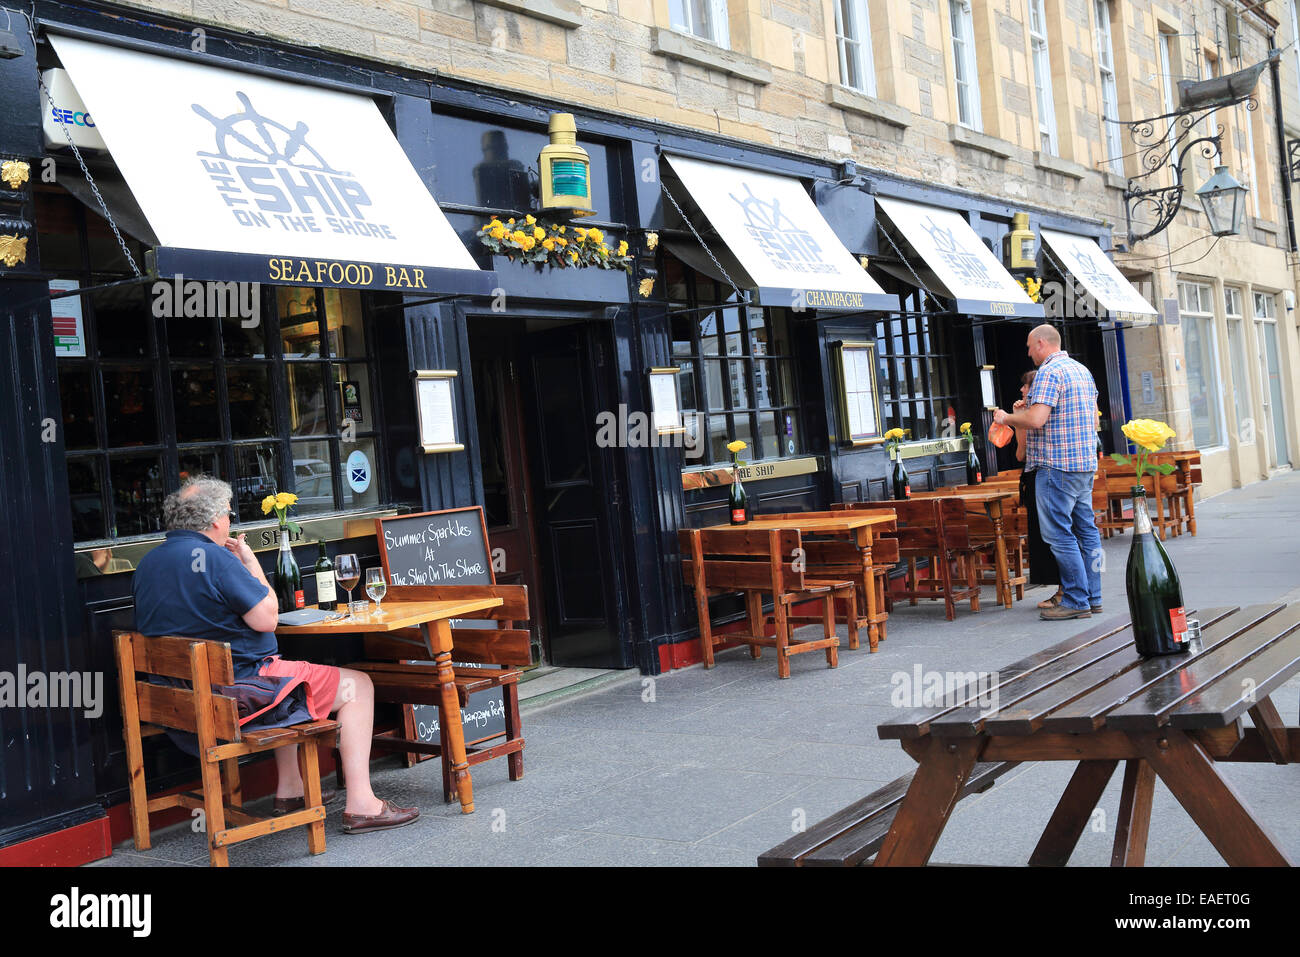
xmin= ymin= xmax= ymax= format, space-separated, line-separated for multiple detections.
xmin=468 ymin=317 xmax=630 ymax=669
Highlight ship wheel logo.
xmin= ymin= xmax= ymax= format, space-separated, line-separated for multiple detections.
xmin=730 ymin=183 xmax=797 ymax=234
xmin=192 ymin=91 xmax=347 ymax=175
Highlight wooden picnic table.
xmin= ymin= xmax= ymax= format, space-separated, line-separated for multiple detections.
xmin=911 ymin=488 xmax=1021 ymax=608
xmin=704 ymin=513 xmax=897 ymax=650
xmin=871 ymin=601 xmax=1300 ymax=866
xmin=276 ymin=596 xmax=503 ymax=814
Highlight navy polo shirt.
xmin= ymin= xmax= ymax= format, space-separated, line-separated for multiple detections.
xmin=133 ymin=530 xmax=278 ymax=678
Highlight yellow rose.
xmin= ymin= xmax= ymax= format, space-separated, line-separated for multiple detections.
xmin=489 ymin=225 xmax=506 ymax=240
xmin=960 ymin=421 xmax=972 ymax=434
xmin=638 ymin=277 xmax=654 ymax=297
xmin=1122 ymin=418 xmax=1175 ymax=452
xmin=276 ymin=492 xmax=297 ymax=507
xmin=617 ymin=240 xmax=628 ymax=256
xmin=525 ymin=214 xmax=536 ymax=226
xmin=542 ymin=238 xmax=556 ymax=251
xmin=884 ymin=428 xmax=906 ymax=441
xmin=575 ymin=227 xmax=588 ymax=240
xmin=261 ymin=495 xmax=276 ymax=515
xmin=533 ymin=226 xmax=545 ymax=241
xmin=511 ymin=230 xmax=527 ymax=244
xmin=727 ymin=440 xmax=748 ymax=454
xmin=588 ymin=227 xmax=604 ymax=244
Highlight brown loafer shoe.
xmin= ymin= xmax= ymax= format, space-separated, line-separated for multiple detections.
xmin=1040 ymin=605 xmax=1091 ymax=621
xmin=273 ymin=787 xmax=338 ymax=815
xmin=341 ymin=799 xmax=420 ymax=834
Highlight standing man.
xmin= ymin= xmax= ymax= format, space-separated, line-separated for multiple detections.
xmin=993 ymin=324 xmax=1102 ymax=620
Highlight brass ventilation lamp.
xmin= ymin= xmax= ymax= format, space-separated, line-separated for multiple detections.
xmin=539 ymin=113 xmax=594 ymax=218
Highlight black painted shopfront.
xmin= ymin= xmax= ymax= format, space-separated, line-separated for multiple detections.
xmin=0 ymin=1 xmax=1134 ymax=852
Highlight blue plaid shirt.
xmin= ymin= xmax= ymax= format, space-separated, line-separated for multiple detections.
xmin=1025 ymin=351 xmax=1099 ymax=473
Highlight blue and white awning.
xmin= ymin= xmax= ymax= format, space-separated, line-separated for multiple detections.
xmin=666 ymin=154 xmax=898 ymax=313
xmin=50 ymin=34 xmax=494 ymax=295
xmin=875 ymin=197 xmax=1043 ymax=319
xmin=1039 ymin=230 xmax=1158 ymax=316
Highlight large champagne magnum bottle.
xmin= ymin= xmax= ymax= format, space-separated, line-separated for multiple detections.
xmin=275 ymin=531 xmax=304 ymax=612
xmin=314 ymin=540 xmax=337 ymax=611
xmin=729 ymin=468 xmax=748 ymax=525
xmin=1126 ymin=487 xmax=1190 ymax=656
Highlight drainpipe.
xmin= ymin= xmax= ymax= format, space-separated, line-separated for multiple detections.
xmin=1270 ymin=34 xmax=1298 ymax=253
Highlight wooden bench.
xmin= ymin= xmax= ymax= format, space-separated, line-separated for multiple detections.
xmin=678 ymin=526 xmax=856 ymax=679
xmin=349 ymin=584 xmax=530 ymax=802
xmin=114 ymin=630 xmax=339 ymax=867
xmin=835 ymin=500 xmax=985 ymax=620
xmin=758 ymin=761 xmax=1018 ymax=866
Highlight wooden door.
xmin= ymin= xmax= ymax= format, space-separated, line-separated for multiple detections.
xmin=469 ymin=323 xmax=546 ymax=663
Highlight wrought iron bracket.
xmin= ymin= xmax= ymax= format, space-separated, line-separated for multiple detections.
xmin=1289 ymin=138 xmax=1300 ymax=184
xmin=1119 ymin=91 xmax=1258 ymax=246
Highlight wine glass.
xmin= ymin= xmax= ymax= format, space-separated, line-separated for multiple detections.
xmin=365 ymin=568 xmax=387 ymax=618
xmin=335 ymin=554 xmax=360 ymax=619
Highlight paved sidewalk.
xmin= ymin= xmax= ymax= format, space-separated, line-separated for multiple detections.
xmin=93 ymin=472 xmax=1300 ymax=866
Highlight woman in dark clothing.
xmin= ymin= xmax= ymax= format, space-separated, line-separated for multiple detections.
xmin=1014 ymin=370 xmax=1063 ymax=607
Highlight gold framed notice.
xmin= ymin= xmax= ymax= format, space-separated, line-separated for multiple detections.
xmin=413 ymin=370 xmax=464 ymax=453
xmin=833 ymin=340 xmax=882 ymax=446
xmin=647 ymin=366 xmax=686 ymax=435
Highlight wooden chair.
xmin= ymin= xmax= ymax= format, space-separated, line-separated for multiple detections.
xmin=762 ymin=510 xmax=899 ymax=651
xmin=114 ymin=631 xmax=339 ymax=867
xmin=835 ymin=500 xmax=983 ymax=620
xmin=348 ymin=584 xmax=529 ymax=802
xmin=1096 ymin=461 xmax=1180 ymax=540
xmin=678 ymin=527 xmax=856 ymax=679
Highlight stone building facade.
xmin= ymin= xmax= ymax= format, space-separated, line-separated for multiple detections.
xmin=107 ymin=0 xmax=1295 ymax=496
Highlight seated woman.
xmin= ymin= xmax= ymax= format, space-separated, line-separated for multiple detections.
xmin=1013 ymin=370 xmax=1062 ymax=608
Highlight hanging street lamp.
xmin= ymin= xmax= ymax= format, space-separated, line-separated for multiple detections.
xmin=1194 ymin=165 xmax=1249 ymax=237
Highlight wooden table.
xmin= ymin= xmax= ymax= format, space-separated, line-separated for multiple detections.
xmin=706 ymin=514 xmax=898 ymax=651
xmin=873 ymin=601 xmax=1300 ymax=866
xmin=276 ymin=596 xmax=503 ymax=814
xmin=913 ymin=488 xmax=1020 ymax=608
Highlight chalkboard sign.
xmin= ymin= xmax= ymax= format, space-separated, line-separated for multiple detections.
xmin=375 ymin=507 xmax=506 ymax=752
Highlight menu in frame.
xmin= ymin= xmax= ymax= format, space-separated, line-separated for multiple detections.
xmin=648 ymin=367 xmax=685 ymax=434
xmin=837 ymin=341 xmax=881 ymax=444
xmin=414 ymin=370 xmax=464 ymax=453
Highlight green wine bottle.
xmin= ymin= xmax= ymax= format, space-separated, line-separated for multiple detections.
xmin=965 ymin=441 xmax=982 ymax=484
xmin=314 ymin=540 xmax=337 ymax=611
xmin=1126 ymin=486 xmax=1190 ymax=656
xmin=892 ymin=457 xmax=910 ymax=500
xmin=729 ymin=468 xmax=748 ymax=525
xmin=274 ymin=530 xmax=304 ymax=612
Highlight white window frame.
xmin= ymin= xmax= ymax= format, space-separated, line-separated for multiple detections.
xmin=1178 ymin=280 xmax=1227 ymax=449
xmin=669 ymin=0 xmax=730 ymax=49
xmin=1224 ymin=287 xmax=1252 ymax=439
xmin=1095 ymin=0 xmax=1124 ymax=174
xmin=834 ymin=0 xmax=877 ymax=97
xmin=949 ymin=0 xmax=982 ymax=131
xmin=1029 ymin=0 xmax=1058 ymax=154
xmin=1159 ymin=30 xmax=1179 ymax=182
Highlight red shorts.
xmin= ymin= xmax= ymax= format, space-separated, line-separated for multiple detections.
xmin=257 ymin=657 xmax=341 ymax=721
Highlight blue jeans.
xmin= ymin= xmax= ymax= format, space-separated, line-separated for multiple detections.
xmin=1035 ymin=468 xmax=1102 ymax=611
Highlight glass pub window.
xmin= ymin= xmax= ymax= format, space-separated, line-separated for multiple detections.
xmin=44 ymin=188 xmax=383 ymax=543
xmin=874 ymin=312 xmax=955 ymax=441
xmin=665 ymin=256 xmax=802 ymax=466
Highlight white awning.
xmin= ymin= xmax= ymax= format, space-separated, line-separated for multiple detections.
xmin=50 ymin=35 xmax=494 ymax=295
xmin=1039 ymin=229 xmax=1158 ymax=316
xmin=665 ymin=154 xmax=898 ymax=313
xmin=875 ymin=197 xmax=1043 ymax=318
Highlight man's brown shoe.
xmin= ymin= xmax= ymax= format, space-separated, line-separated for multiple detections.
xmin=1040 ymin=605 xmax=1091 ymax=621
xmin=1036 ymin=589 xmax=1063 ymax=610
xmin=273 ymin=787 xmax=337 ymax=815
xmin=341 ymin=799 xmax=420 ymax=834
